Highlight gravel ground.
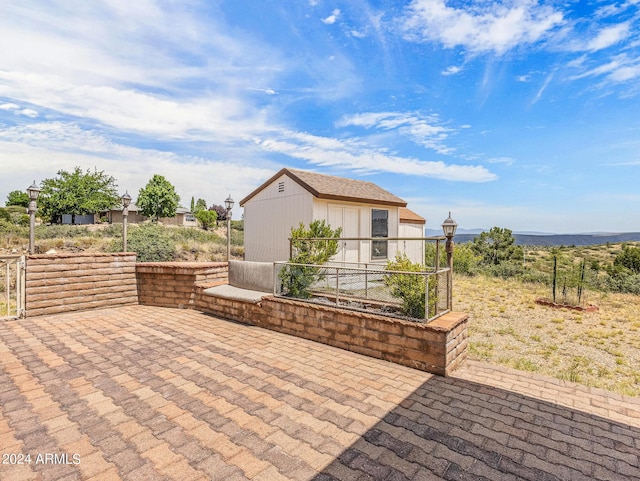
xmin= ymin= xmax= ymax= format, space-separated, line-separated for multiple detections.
xmin=454 ymin=274 xmax=640 ymax=396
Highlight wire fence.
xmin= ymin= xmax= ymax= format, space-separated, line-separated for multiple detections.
xmin=274 ymin=261 xmax=451 ymax=323
xmin=0 ymin=255 xmax=25 ymax=320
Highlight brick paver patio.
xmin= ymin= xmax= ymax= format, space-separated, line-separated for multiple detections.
xmin=1 ymin=305 xmax=638 ymax=480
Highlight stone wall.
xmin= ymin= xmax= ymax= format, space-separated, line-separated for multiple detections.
xmin=25 ymin=252 xmax=138 ymax=317
xmin=136 ymin=262 xmax=228 ymax=309
xmin=195 ymin=287 xmax=468 ymax=376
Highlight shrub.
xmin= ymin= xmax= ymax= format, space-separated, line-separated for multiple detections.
xmin=195 ymin=209 xmax=217 ymax=230
xmin=109 ymin=224 xmax=176 ymax=262
xmin=452 ymin=243 xmax=481 ymax=276
xmin=384 ymin=253 xmax=436 ymax=320
xmin=0 ymin=208 xmax=10 ymax=222
xmin=279 ymin=220 xmax=341 ymax=298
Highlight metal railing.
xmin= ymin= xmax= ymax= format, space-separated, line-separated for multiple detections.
xmin=0 ymin=255 xmax=25 ymax=320
xmin=274 ymin=261 xmax=451 ymax=322
xmin=289 ymin=236 xmax=446 ymax=267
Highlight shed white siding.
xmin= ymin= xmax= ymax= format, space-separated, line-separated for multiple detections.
xmin=243 ymin=174 xmax=314 ymax=261
xmin=399 ymin=223 xmax=425 ymax=265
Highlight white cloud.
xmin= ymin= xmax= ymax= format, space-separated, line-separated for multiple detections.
xmin=0 ymin=71 xmax=260 ymax=140
xmin=585 ymin=23 xmax=630 ymax=51
xmin=259 ymin=129 xmax=496 ymax=182
xmin=571 ymin=54 xmax=640 ymax=84
xmin=0 ymin=102 xmax=20 ymax=110
xmin=442 ymin=65 xmax=463 ymax=75
xmin=0 ymin=122 xmax=275 ymax=209
xmin=400 ymin=0 xmax=564 ymax=55
xmin=322 ymin=9 xmax=341 ymax=25
xmin=338 ymin=111 xmax=454 ymax=154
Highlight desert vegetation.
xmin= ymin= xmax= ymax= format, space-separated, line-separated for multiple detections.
xmin=0 ymin=221 xmax=244 ymax=261
xmin=455 ymin=274 xmax=640 ymax=396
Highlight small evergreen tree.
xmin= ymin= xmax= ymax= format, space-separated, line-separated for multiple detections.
xmin=614 ymin=246 xmax=640 ymax=274
xmin=471 ymin=227 xmax=520 ymax=266
xmin=194 ymin=198 xmax=207 ymax=213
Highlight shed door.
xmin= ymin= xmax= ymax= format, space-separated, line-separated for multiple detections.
xmin=328 ymin=206 xmax=359 ymax=263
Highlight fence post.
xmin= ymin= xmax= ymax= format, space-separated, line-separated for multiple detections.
xmin=424 ymin=273 xmax=429 ymax=321
xmin=365 ymin=268 xmax=368 ymax=299
xmin=4 ymin=260 xmax=9 ymax=318
xmin=19 ymin=256 xmax=26 ymax=318
xmin=335 ymin=266 xmax=340 ymax=306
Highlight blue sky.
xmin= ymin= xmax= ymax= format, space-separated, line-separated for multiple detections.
xmin=1 ymin=0 xmax=639 ymax=233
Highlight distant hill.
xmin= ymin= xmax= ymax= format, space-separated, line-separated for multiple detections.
xmin=454 ymin=232 xmax=640 ymax=246
xmin=425 ymin=229 xmax=640 ymax=246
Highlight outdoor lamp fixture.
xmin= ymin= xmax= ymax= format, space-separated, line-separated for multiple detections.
xmin=26 ymin=180 xmax=41 ymax=255
xmin=441 ymin=212 xmax=457 ymax=309
xmin=224 ymin=195 xmax=234 ymax=261
xmin=121 ymin=191 xmax=132 ymax=252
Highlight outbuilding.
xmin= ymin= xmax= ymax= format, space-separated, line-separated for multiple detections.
xmin=240 ymin=168 xmax=426 ymax=264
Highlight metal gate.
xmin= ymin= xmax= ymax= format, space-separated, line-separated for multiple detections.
xmin=1 ymin=255 xmax=25 ymax=320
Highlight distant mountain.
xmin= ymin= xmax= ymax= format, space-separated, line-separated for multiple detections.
xmin=425 ymin=230 xmax=640 ymax=246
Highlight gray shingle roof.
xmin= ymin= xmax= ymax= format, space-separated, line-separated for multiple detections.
xmin=240 ymin=168 xmax=407 ymax=207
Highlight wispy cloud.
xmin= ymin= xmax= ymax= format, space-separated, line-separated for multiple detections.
xmin=531 ymin=70 xmax=555 ymax=105
xmin=399 ymin=0 xmax=564 ymax=55
xmin=259 ymin=129 xmax=496 ymax=182
xmin=570 ymin=54 xmax=640 ymax=84
xmin=255 ymin=124 xmax=497 ymax=182
xmin=0 ymin=122 xmax=274 ymax=204
xmin=337 ymin=111 xmax=455 ymax=154
xmin=322 ymin=9 xmax=341 ymax=25
xmin=442 ymin=65 xmax=463 ymax=75
xmin=585 ymin=23 xmax=631 ymax=51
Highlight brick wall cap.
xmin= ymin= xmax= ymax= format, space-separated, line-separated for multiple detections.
xmin=136 ymin=262 xmax=228 ymax=275
xmin=28 ymin=252 xmax=136 ymax=260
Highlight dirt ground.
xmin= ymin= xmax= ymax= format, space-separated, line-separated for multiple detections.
xmin=454 ymin=274 xmax=640 ymax=396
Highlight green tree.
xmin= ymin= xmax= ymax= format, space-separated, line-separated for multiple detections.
xmin=136 ymin=174 xmax=180 ymax=221
xmin=471 ymin=227 xmax=519 ymax=266
xmin=6 ymin=190 xmax=29 ymax=207
xmin=614 ymin=246 xmax=640 ymax=274
xmin=195 ymin=209 xmax=217 ymax=230
xmin=39 ymin=167 xmax=119 ymax=224
xmin=279 ymin=220 xmax=342 ymax=298
xmin=194 ymin=199 xmax=207 ymax=213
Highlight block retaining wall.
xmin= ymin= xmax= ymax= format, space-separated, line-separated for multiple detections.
xmin=136 ymin=262 xmax=228 ymax=309
xmin=25 ymin=252 xmax=138 ymax=317
xmin=195 ymin=285 xmax=468 ymax=376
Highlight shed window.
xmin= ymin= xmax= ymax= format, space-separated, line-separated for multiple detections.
xmin=371 ymin=209 xmax=388 ymax=259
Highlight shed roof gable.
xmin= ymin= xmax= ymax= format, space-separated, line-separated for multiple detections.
xmin=240 ymin=168 xmax=407 ymax=207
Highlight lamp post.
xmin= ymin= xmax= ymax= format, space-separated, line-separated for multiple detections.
xmin=121 ymin=191 xmax=131 ymax=252
xmin=441 ymin=212 xmax=458 ymax=310
xmin=26 ymin=181 xmax=41 ymax=255
xmin=224 ymin=195 xmax=234 ymax=261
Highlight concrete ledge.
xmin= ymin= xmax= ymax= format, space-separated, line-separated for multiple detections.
xmin=203 ymin=284 xmax=268 ymax=303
